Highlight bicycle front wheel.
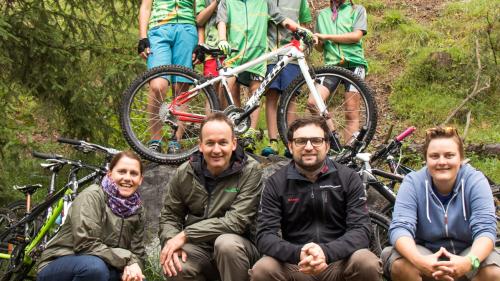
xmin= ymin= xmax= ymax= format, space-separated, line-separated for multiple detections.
xmin=120 ymin=65 xmax=220 ymax=164
xmin=369 ymin=210 xmax=391 ymax=257
xmin=277 ymin=66 xmax=377 ymax=149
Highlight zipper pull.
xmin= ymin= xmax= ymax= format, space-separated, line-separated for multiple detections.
xmin=444 ymin=213 xmax=448 ymax=225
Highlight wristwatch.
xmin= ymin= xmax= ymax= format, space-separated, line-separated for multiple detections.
xmin=467 ymin=254 xmax=480 ymax=271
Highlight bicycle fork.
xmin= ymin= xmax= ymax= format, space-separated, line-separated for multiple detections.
xmin=296 ymin=57 xmax=331 ymax=119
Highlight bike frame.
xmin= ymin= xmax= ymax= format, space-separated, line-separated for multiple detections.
xmin=357 ymin=152 xmax=397 ymax=204
xmin=168 ymin=39 xmax=329 ymax=125
xmin=0 ymin=167 xmax=102 ymax=265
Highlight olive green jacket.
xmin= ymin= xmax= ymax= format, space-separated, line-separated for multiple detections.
xmin=159 ymin=150 xmax=263 ymax=247
xmin=37 ymin=184 xmax=146 ymax=272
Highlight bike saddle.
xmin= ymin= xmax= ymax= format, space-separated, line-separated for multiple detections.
xmin=13 ymin=184 xmax=43 ymax=195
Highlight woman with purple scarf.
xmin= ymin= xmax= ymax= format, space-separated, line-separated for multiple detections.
xmin=37 ymin=151 xmax=146 ymax=281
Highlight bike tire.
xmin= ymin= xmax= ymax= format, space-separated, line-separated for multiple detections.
xmin=0 ymin=208 xmax=15 ymax=280
xmin=120 ymin=65 xmax=220 ymax=164
xmin=369 ymin=210 xmax=391 ymax=257
xmin=5 ymin=201 xmax=44 ymax=240
xmin=277 ymin=66 xmax=377 ymax=150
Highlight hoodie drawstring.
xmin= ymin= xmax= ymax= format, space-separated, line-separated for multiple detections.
xmin=425 ymin=180 xmax=432 ymax=223
xmin=461 ymin=179 xmax=467 ymax=221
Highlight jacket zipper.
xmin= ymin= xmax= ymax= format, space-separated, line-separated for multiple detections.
xmin=432 ymin=191 xmax=459 ymax=253
xmin=311 ymin=184 xmax=320 ymax=242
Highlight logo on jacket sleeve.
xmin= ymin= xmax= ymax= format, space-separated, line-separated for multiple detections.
xmin=224 ymin=187 xmax=239 ymax=193
xmin=287 ymin=197 xmax=300 ymax=203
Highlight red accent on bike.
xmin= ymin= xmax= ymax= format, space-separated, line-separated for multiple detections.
xmin=170 ymin=91 xmax=206 ymax=123
xmin=395 ymin=126 xmax=416 ymax=142
xmin=290 ymin=39 xmax=301 ymax=50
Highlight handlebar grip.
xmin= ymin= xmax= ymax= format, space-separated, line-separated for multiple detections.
xmin=32 ymin=151 xmax=63 ymax=160
xmin=395 ymin=126 xmax=416 ymax=142
xmin=57 ymin=137 xmax=82 ymax=146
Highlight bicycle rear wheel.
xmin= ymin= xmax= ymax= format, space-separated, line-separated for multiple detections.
xmin=369 ymin=210 xmax=391 ymax=257
xmin=0 ymin=208 xmax=15 ymax=280
xmin=120 ymin=65 xmax=220 ymax=164
xmin=277 ymin=66 xmax=377 ymax=151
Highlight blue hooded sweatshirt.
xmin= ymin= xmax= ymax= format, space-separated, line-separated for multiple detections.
xmin=389 ymin=164 xmax=496 ymax=254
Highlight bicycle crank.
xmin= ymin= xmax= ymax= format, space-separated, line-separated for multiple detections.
xmin=224 ymin=105 xmax=250 ymax=135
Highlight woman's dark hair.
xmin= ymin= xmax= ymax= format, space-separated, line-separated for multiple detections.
xmin=109 ymin=151 xmax=144 ymax=175
xmin=287 ymin=117 xmax=331 ymax=143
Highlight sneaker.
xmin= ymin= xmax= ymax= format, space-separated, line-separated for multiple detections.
xmin=329 ymin=131 xmax=342 ymax=153
xmin=240 ymin=128 xmax=257 ymax=153
xmin=148 ymin=140 xmax=163 ymax=153
xmin=167 ymin=140 xmax=181 ymax=154
xmin=261 ymin=140 xmax=279 ymax=156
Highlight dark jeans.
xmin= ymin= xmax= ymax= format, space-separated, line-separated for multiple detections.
xmin=37 ymin=255 xmax=121 ymax=281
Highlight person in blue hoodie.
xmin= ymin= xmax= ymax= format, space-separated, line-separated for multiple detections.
xmin=382 ymin=126 xmax=500 ymax=281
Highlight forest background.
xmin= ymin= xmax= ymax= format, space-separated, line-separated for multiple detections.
xmin=0 ymin=0 xmax=498 ymax=205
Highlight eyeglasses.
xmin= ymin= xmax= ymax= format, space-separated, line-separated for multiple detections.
xmin=292 ymin=137 xmax=325 ymax=147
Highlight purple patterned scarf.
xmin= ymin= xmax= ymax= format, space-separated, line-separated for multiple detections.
xmin=101 ymin=175 xmax=142 ymax=218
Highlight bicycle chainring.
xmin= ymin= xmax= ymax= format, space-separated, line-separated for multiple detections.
xmin=223 ymin=105 xmax=250 ymax=135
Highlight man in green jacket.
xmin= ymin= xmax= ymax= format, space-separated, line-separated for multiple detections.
xmin=158 ymin=112 xmax=263 ymax=281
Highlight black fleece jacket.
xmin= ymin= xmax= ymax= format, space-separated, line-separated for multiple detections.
xmin=256 ymin=158 xmax=371 ymax=264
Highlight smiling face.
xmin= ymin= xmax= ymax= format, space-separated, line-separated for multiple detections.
xmin=426 ymin=137 xmax=463 ymax=191
xmin=107 ymin=156 xmax=143 ymax=197
xmin=288 ymin=124 xmax=330 ymax=171
xmin=199 ymin=120 xmax=237 ymax=176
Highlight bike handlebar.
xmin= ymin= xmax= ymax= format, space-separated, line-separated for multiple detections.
xmin=57 ymin=137 xmax=120 ymax=156
xmin=32 ymin=151 xmax=63 ymax=160
xmin=395 ymin=126 xmax=416 ymax=142
xmin=57 ymin=137 xmax=81 ymax=146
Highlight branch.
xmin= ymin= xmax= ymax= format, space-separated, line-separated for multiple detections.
xmin=462 ymin=110 xmax=471 ymax=142
xmin=442 ymin=39 xmax=491 ymax=125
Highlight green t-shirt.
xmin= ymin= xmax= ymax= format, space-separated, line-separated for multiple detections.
xmin=267 ymin=0 xmax=312 ymax=51
xmin=149 ymin=0 xmax=196 ymax=29
xmin=217 ymin=0 xmax=285 ymax=76
xmin=196 ymin=0 xmax=219 ymax=47
xmin=316 ymin=4 xmax=368 ymax=70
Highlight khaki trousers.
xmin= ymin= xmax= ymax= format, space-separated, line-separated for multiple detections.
xmin=165 ymin=233 xmax=260 ymax=281
xmin=249 ymin=249 xmax=382 ymax=281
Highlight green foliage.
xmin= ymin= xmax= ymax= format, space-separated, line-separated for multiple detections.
xmin=378 ymin=10 xmax=408 ymax=30
xmin=468 ymin=155 xmax=500 ymax=183
xmin=388 ymin=0 xmax=499 ymax=146
xmin=362 ymin=0 xmax=386 ymax=13
xmin=0 ymin=0 xmax=143 ymax=204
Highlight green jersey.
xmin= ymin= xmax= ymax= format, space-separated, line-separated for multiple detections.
xmin=267 ymin=0 xmax=312 ymax=64
xmin=217 ymin=0 xmax=285 ymax=76
xmin=316 ymin=4 xmax=368 ymax=70
xmin=196 ymin=0 xmax=219 ymax=47
xmin=149 ymin=0 xmax=196 ymax=29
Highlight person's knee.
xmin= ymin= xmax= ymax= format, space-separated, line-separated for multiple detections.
xmin=249 ymin=257 xmax=281 ymax=281
xmin=475 ymin=265 xmax=500 ymax=280
xmin=149 ymin=78 xmax=168 ymax=94
xmin=214 ymin=234 xmax=244 ymax=257
xmin=349 ymin=249 xmax=381 ymax=276
xmin=390 ymin=258 xmax=419 ymax=280
xmin=78 ymin=256 xmax=110 ymax=281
